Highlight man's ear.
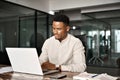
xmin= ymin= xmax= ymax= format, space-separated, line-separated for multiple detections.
xmin=67 ymin=26 xmax=70 ymax=32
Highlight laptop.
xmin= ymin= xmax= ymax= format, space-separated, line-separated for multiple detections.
xmin=6 ymin=48 xmax=60 ymax=75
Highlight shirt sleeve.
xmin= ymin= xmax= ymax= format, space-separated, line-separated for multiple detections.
xmin=39 ymin=40 xmax=49 ymax=65
xmin=61 ymin=39 xmax=86 ymax=72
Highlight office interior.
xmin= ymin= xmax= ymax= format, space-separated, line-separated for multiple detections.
xmin=0 ymin=0 xmax=120 ymax=76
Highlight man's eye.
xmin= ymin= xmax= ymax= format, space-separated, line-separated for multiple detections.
xmin=53 ymin=28 xmax=55 ymax=30
xmin=57 ymin=28 xmax=61 ymax=30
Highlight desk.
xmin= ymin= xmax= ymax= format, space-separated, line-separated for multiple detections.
xmin=0 ymin=65 xmax=79 ymax=80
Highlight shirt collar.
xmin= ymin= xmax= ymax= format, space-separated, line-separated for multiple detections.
xmin=54 ymin=34 xmax=70 ymax=43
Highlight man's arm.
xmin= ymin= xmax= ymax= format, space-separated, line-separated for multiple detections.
xmin=60 ymin=40 xmax=86 ymax=72
xmin=39 ymin=40 xmax=49 ymax=65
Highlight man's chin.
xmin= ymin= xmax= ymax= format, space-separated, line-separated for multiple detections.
xmin=55 ymin=37 xmax=59 ymax=40
xmin=55 ymin=37 xmax=60 ymax=40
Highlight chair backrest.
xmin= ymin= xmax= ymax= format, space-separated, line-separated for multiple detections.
xmin=30 ymin=33 xmax=45 ymax=56
xmin=75 ymin=34 xmax=87 ymax=50
xmin=75 ymin=34 xmax=88 ymax=60
xmin=117 ymin=57 xmax=120 ymax=68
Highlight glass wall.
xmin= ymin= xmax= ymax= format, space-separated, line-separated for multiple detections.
xmin=0 ymin=1 xmax=49 ymax=64
xmin=19 ymin=12 xmax=49 ymax=56
xmin=70 ymin=10 xmax=120 ymax=68
xmin=19 ymin=15 xmax=35 ymax=47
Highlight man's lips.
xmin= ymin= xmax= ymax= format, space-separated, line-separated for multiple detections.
xmin=54 ymin=34 xmax=59 ymax=37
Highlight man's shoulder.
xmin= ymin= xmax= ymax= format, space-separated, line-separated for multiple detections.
xmin=49 ymin=36 xmax=55 ymax=39
xmin=69 ymin=34 xmax=84 ymax=47
xmin=69 ymin=34 xmax=80 ymax=41
xmin=45 ymin=36 xmax=55 ymax=42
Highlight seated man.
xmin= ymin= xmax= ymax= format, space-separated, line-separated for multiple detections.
xmin=39 ymin=14 xmax=86 ymax=72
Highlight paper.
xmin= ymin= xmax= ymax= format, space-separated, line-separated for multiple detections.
xmin=0 ymin=66 xmax=13 ymax=74
xmin=94 ymin=73 xmax=118 ymax=80
xmin=73 ymin=72 xmax=118 ymax=80
xmin=73 ymin=72 xmax=99 ymax=80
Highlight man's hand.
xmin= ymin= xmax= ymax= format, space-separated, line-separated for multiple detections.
xmin=41 ymin=61 xmax=56 ymax=70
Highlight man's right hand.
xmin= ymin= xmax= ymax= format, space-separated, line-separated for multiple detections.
xmin=41 ymin=61 xmax=56 ymax=70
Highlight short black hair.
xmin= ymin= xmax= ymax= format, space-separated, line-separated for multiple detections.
xmin=53 ymin=14 xmax=69 ymax=26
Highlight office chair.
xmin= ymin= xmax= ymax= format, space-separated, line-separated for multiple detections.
xmin=75 ymin=34 xmax=88 ymax=59
xmin=30 ymin=33 xmax=45 ymax=56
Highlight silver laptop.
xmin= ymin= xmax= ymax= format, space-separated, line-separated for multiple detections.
xmin=6 ymin=48 xmax=59 ymax=75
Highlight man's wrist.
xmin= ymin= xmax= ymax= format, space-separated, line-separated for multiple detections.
xmin=56 ymin=65 xmax=59 ymax=68
xmin=56 ymin=65 xmax=61 ymax=71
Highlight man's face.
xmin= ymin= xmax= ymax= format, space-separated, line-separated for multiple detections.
xmin=52 ymin=21 xmax=70 ymax=41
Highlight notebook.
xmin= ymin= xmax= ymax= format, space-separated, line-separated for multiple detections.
xmin=6 ymin=47 xmax=59 ymax=75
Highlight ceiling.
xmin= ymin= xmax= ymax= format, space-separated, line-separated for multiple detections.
xmin=1 ymin=1 xmax=120 ymax=30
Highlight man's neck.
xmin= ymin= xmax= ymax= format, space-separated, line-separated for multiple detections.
xmin=58 ymin=34 xmax=68 ymax=42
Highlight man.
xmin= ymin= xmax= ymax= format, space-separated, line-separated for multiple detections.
xmin=39 ymin=14 xmax=86 ymax=72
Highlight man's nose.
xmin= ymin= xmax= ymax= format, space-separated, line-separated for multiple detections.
xmin=53 ymin=29 xmax=58 ymax=34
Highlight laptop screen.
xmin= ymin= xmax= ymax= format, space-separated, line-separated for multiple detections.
xmin=6 ymin=48 xmax=44 ymax=75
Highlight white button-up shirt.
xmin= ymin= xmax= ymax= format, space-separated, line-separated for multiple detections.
xmin=39 ymin=34 xmax=86 ymax=72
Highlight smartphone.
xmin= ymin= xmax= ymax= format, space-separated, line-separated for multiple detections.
xmin=50 ymin=74 xmax=67 ymax=79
